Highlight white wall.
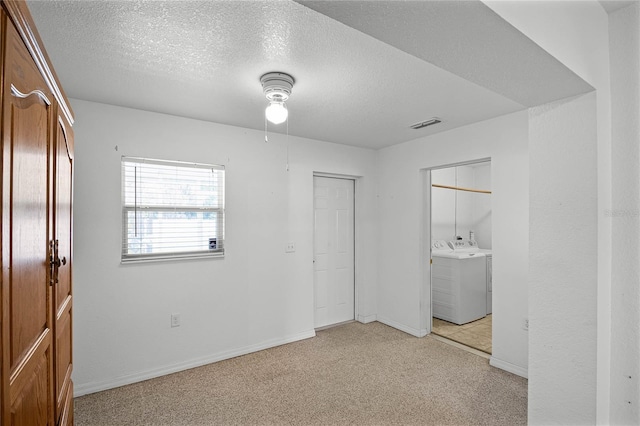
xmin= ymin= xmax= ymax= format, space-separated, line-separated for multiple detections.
xmin=71 ymin=99 xmax=379 ymax=395
xmin=484 ymin=1 xmax=611 ymax=423
xmin=432 ymin=167 xmax=471 ymax=242
xmin=431 ymin=163 xmax=492 ymax=249
xmin=609 ymin=3 xmax=640 ymax=424
xmin=431 ymin=168 xmax=457 ymax=241
xmin=473 ymin=163 xmax=492 ymax=249
xmin=376 ymin=110 xmax=529 ymax=375
xmin=528 ymin=92 xmax=598 ymax=424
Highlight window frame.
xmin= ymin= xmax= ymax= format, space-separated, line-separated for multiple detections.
xmin=121 ymin=156 xmax=225 ymax=263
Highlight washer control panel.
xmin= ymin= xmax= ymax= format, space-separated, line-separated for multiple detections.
xmin=450 ymin=240 xmax=479 ymax=251
xmin=432 ymin=239 xmax=482 ymax=251
xmin=431 ymin=240 xmax=450 ymax=250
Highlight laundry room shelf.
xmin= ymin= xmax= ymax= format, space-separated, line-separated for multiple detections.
xmin=432 ymin=183 xmax=491 ymax=194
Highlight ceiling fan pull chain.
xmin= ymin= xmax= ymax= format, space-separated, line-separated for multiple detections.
xmin=286 ymin=118 xmax=290 ymax=171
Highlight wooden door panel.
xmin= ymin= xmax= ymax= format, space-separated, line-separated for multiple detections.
xmin=2 ymin=21 xmax=54 ymax=426
xmin=55 ymin=118 xmax=72 ymax=309
xmin=10 ymin=348 xmax=50 ymax=426
xmin=9 ymin=97 xmax=50 ymax=369
xmin=58 ymin=381 xmax=73 ymax=426
xmin=54 ymin=114 xmax=73 ymax=422
xmin=54 ymin=300 xmax=71 ymax=409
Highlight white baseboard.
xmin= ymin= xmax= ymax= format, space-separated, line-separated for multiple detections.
xmin=377 ymin=316 xmax=427 ymax=337
xmin=74 ymin=329 xmax=317 ymax=397
xmin=357 ymin=313 xmax=377 ymax=324
xmin=490 ymin=356 xmax=528 ymax=378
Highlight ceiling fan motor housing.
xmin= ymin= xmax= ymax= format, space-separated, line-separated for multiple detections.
xmin=261 ymin=72 xmax=295 ymax=102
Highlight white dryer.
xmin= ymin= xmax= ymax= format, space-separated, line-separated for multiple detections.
xmin=431 ymin=240 xmax=487 ymax=325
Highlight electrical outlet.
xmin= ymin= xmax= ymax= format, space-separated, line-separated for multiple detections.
xmin=522 ymin=318 xmax=529 ymax=331
xmin=171 ymin=313 xmax=181 ymax=328
xmin=285 ymin=242 xmax=295 ymax=253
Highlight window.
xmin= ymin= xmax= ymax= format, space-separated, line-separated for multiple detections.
xmin=121 ymin=157 xmax=225 ymax=262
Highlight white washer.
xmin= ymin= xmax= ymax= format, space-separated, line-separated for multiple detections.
xmin=455 ymin=240 xmax=492 ymax=315
xmin=431 ymin=240 xmax=487 ymax=325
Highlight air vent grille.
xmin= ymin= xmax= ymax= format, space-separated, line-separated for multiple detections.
xmin=410 ymin=118 xmax=442 ymax=130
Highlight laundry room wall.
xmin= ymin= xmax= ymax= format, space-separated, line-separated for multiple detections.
xmin=431 ymin=168 xmax=453 ymax=241
xmin=376 ymin=110 xmax=529 ymax=375
xmin=472 ymin=163 xmax=492 ymax=249
xmin=431 ymin=163 xmax=492 ymax=249
xmin=431 ymin=167 xmax=473 ymax=242
xmin=70 ymin=99 xmax=379 ymax=396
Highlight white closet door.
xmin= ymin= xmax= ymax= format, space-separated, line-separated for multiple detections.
xmin=313 ymin=176 xmax=354 ymax=328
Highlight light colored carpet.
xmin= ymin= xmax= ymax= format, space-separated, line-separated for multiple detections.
xmin=74 ymin=322 xmax=527 ymax=425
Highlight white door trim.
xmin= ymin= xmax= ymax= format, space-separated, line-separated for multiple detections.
xmin=420 ymin=158 xmax=492 ymax=337
xmin=419 ymin=169 xmax=432 ymax=335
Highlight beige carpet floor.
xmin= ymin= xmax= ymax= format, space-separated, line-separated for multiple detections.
xmin=74 ymin=322 xmax=527 ymax=425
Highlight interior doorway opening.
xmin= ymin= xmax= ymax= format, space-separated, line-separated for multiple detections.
xmin=429 ymin=160 xmax=492 ymax=354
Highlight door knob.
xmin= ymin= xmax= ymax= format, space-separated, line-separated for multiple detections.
xmin=51 ymin=256 xmax=66 ymax=267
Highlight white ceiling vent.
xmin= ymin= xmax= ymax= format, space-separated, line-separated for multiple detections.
xmin=410 ymin=118 xmax=442 ymax=130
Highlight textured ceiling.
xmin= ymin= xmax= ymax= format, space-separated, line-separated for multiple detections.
xmin=299 ymin=0 xmax=594 ymax=107
xmin=27 ymin=0 xmax=591 ymax=149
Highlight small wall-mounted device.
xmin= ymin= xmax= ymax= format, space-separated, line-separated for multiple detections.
xmin=209 ymin=238 xmax=217 ymax=250
xmin=171 ymin=313 xmax=181 ymax=328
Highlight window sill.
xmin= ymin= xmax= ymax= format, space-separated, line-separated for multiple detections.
xmin=121 ymin=251 xmax=224 ymax=264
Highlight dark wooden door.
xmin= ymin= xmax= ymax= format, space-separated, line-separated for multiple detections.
xmin=1 ymin=20 xmax=55 ymax=425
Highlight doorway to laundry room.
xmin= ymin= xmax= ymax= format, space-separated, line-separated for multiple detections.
xmin=430 ymin=160 xmax=492 ymax=354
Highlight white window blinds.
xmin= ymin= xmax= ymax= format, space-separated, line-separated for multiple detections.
xmin=121 ymin=157 xmax=225 ymax=262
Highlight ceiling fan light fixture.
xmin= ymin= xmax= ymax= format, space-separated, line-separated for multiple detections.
xmin=261 ymin=72 xmax=295 ymax=125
